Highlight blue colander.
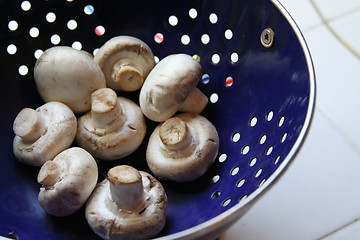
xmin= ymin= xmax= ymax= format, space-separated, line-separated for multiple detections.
xmin=0 ymin=0 xmax=315 ymax=239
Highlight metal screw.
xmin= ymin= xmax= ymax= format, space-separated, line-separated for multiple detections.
xmin=261 ymin=28 xmax=274 ymax=48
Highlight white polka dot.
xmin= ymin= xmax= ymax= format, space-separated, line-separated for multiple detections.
xmin=29 ymin=27 xmax=39 ymax=38
xmin=18 ymin=65 xmax=28 ymax=76
xmin=181 ymin=35 xmax=190 ymax=45
xmin=72 ymin=41 xmax=82 ymax=50
xmin=21 ymin=1 xmax=31 ymax=11
xmin=201 ymin=34 xmax=210 ymax=44
xmin=211 ymin=54 xmax=220 ymax=64
xmin=34 ymin=49 xmax=43 ymax=59
xmin=67 ymin=20 xmax=77 ymax=30
xmin=168 ymin=15 xmax=178 ymax=26
xmin=7 ymin=44 xmax=17 ymax=55
xmin=209 ymin=13 xmax=218 ymax=24
xmin=46 ymin=12 xmax=56 ymax=23
xmin=225 ymin=29 xmax=233 ymax=39
xmin=51 ymin=34 xmax=61 ymax=45
xmin=189 ymin=8 xmax=198 ymax=19
xmin=8 ymin=20 xmax=18 ymax=31
xmin=210 ymin=93 xmax=219 ymax=103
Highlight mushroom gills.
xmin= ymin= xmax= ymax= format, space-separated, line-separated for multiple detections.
xmin=94 ymin=36 xmax=155 ymax=92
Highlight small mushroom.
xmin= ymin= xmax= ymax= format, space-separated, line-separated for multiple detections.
xmin=94 ymin=36 xmax=155 ymax=92
xmin=86 ymin=165 xmax=167 ymax=240
xmin=34 ymin=46 xmax=106 ymax=114
xmin=37 ymin=147 xmax=98 ymax=217
xmin=76 ymin=88 xmax=146 ymax=160
xmin=13 ymin=101 xmax=77 ymax=167
xmin=146 ymin=113 xmax=219 ymax=182
xmin=139 ymin=53 xmax=208 ymax=122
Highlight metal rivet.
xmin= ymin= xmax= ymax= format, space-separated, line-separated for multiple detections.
xmin=261 ymin=28 xmax=274 ymax=48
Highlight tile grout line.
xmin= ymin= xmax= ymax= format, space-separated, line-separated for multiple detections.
xmin=317 ymin=218 xmax=360 ymax=239
xmin=315 ymin=105 xmax=360 ymax=156
xmin=325 ymin=6 xmax=360 ymax=23
xmin=309 ymin=0 xmax=360 ymax=59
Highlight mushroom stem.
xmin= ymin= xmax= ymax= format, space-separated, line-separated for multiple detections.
xmin=159 ymin=117 xmax=192 ymax=151
xmin=91 ymin=88 xmax=125 ymax=133
xmin=112 ymin=60 xmax=143 ymax=91
xmin=179 ymin=87 xmax=208 ymax=114
xmin=37 ymin=160 xmax=64 ymax=189
xmin=108 ymin=165 xmax=146 ymax=212
xmin=13 ymin=108 xmax=46 ymax=143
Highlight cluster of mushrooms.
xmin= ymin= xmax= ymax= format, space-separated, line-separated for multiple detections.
xmin=12 ymin=36 xmax=219 ymax=240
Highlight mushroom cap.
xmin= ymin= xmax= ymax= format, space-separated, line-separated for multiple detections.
xmin=76 ymin=96 xmax=146 ymax=160
xmin=94 ymin=36 xmax=155 ymax=91
xmin=139 ymin=54 xmax=202 ymax=122
xmin=34 ymin=46 xmax=106 ymax=114
xmin=37 ymin=147 xmax=98 ymax=216
xmin=146 ymin=113 xmax=219 ymax=182
xmin=85 ymin=170 xmax=167 ymax=240
xmin=13 ymin=101 xmax=77 ymax=167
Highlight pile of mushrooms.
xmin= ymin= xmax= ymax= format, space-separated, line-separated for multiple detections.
xmin=11 ymin=35 xmax=220 ymax=239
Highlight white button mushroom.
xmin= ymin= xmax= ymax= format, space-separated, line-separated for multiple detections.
xmin=146 ymin=113 xmax=219 ymax=182
xmin=85 ymin=165 xmax=167 ymax=240
xmin=34 ymin=46 xmax=106 ymax=114
xmin=37 ymin=147 xmax=98 ymax=217
xmin=139 ymin=53 xmax=208 ymax=122
xmin=76 ymin=88 xmax=146 ymax=160
xmin=13 ymin=101 xmax=77 ymax=167
xmin=94 ymin=36 xmax=155 ymax=92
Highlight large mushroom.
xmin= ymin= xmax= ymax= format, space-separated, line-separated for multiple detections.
xmin=94 ymin=36 xmax=155 ymax=92
xmin=13 ymin=101 xmax=77 ymax=167
xmin=146 ymin=113 xmax=219 ymax=182
xmin=34 ymin=46 xmax=106 ymax=114
xmin=37 ymin=147 xmax=98 ymax=217
xmin=139 ymin=53 xmax=208 ymax=122
xmin=76 ymin=88 xmax=146 ymax=160
xmin=86 ymin=165 xmax=167 ymax=240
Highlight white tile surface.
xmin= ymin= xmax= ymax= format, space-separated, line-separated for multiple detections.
xmin=223 ymin=1 xmax=360 ymax=239
xmin=329 ymin=10 xmax=360 ymax=57
xmin=321 ymin=219 xmax=360 ymax=240
xmin=223 ymin=109 xmax=360 ymax=240
xmin=277 ymin=0 xmax=322 ymax=31
xmin=305 ymin=24 xmax=360 ymax=153
xmin=311 ymin=0 xmax=360 ymax=20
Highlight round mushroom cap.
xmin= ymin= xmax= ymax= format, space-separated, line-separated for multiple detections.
xmin=85 ymin=170 xmax=167 ymax=240
xmin=76 ymin=96 xmax=146 ymax=160
xmin=139 ymin=54 xmax=202 ymax=122
xmin=146 ymin=113 xmax=219 ymax=182
xmin=37 ymin=147 xmax=98 ymax=216
xmin=34 ymin=46 xmax=106 ymax=114
xmin=13 ymin=101 xmax=77 ymax=167
xmin=94 ymin=36 xmax=155 ymax=92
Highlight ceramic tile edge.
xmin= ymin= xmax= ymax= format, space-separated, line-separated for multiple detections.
xmin=307 ymin=0 xmax=360 ymax=59
xmin=319 ymin=218 xmax=360 ymax=239
xmin=311 ymin=0 xmax=360 ymax=23
xmin=315 ymin=104 xmax=360 ymax=156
